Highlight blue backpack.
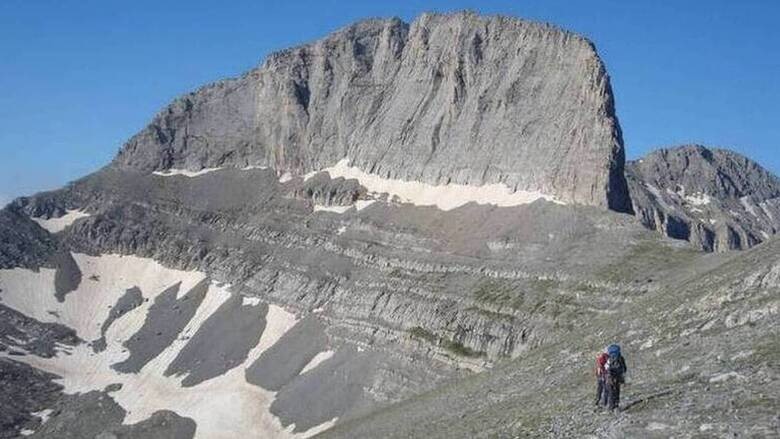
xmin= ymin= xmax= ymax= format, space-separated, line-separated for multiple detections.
xmin=606 ymin=344 xmax=625 ymax=377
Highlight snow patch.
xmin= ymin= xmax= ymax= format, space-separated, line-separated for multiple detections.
xmin=287 ymin=417 xmax=338 ymax=438
xmin=645 ymin=185 xmax=676 ymax=212
xmin=355 ymin=199 xmax=376 ymax=211
xmin=32 ymin=408 xmax=54 ymax=424
xmin=314 ymin=200 xmax=376 ymax=215
xmin=153 ymin=168 xmax=223 ymax=177
xmin=242 ymin=296 xmax=263 ymax=307
xmin=759 ymin=201 xmax=776 ymax=221
xmin=31 ymin=210 xmax=90 ymax=233
xmin=0 ymin=254 xmax=205 ymax=341
xmin=0 ymin=255 xmax=333 ymax=439
xmin=646 ymin=422 xmax=669 ymax=431
xmin=740 ymin=196 xmax=759 ymax=217
xmin=306 ymin=158 xmax=563 ymax=211
xmin=313 ymin=205 xmax=353 ymax=214
xmin=300 ymin=350 xmax=335 ymax=375
xmin=685 ymin=193 xmax=711 ymax=206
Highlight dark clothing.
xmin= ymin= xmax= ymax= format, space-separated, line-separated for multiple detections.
xmin=596 ymin=376 xmax=606 ymax=405
xmin=605 ymin=355 xmax=627 ymax=410
xmin=606 ymin=375 xmax=621 ymax=410
xmin=606 ymin=355 xmax=627 ymax=378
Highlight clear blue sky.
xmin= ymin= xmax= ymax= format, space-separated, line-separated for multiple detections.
xmin=1 ymin=0 xmax=778 ymax=205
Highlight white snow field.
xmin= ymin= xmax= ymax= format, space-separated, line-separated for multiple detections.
xmin=313 ymin=204 xmax=353 ymax=214
xmin=306 ymin=158 xmax=563 ymax=211
xmin=152 ymin=165 xmax=271 ymax=178
xmin=31 ymin=210 xmax=91 ymax=233
xmin=313 ymin=200 xmax=376 ymax=214
xmin=685 ymin=193 xmax=712 ymax=206
xmin=0 ymin=254 xmax=336 ymax=439
xmin=300 ymin=350 xmax=335 ymax=375
xmin=152 ymin=168 xmax=223 ymax=177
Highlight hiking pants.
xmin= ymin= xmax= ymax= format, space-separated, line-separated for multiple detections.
xmin=606 ymin=377 xmax=621 ymax=410
xmin=596 ymin=377 xmax=606 ymax=405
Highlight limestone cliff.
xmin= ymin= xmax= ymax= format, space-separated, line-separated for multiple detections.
xmin=113 ymin=12 xmax=631 ymax=211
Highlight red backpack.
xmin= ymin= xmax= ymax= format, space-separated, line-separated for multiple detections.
xmin=596 ymin=353 xmax=608 ymax=377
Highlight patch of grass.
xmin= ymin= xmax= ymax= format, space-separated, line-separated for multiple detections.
xmin=464 ymin=306 xmax=513 ymax=321
xmin=442 ymin=338 xmax=486 ymax=358
xmin=528 ymin=278 xmax=558 ymax=295
xmin=409 ymin=326 xmax=437 ymax=344
xmin=473 ymin=280 xmax=525 ymax=309
xmin=733 ymin=395 xmax=779 ymax=410
xmin=408 ymin=326 xmax=486 ymax=358
xmin=595 ymin=239 xmax=698 ymax=283
xmin=751 ymin=334 xmax=780 ymax=364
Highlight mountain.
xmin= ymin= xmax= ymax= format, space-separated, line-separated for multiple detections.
xmin=1 ymin=11 xmax=778 ymax=439
xmin=628 ymin=145 xmax=780 ymax=251
xmin=113 ymin=11 xmax=631 ymax=212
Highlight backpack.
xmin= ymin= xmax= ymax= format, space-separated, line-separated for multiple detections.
xmin=596 ymin=353 xmax=609 ymax=377
xmin=606 ymin=355 xmax=624 ymax=376
xmin=605 ymin=344 xmax=625 ymax=378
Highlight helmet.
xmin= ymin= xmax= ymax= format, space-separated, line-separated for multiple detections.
xmin=607 ymin=344 xmax=621 ymax=357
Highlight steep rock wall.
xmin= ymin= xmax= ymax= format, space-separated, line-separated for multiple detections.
xmin=113 ymin=12 xmax=630 ymax=211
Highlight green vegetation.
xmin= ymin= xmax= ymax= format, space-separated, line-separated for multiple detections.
xmin=408 ymin=326 xmax=486 ymax=358
xmin=595 ymin=239 xmax=699 ymax=283
xmin=441 ymin=338 xmax=485 ymax=358
xmin=408 ymin=326 xmax=437 ymax=343
xmin=473 ymin=280 xmax=525 ymax=309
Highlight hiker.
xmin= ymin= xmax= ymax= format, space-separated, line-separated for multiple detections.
xmin=595 ymin=350 xmax=609 ymax=406
xmin=604 ymin=344 xmax=627 ymax=411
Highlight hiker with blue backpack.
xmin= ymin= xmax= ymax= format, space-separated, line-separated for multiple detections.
xmin=602 ymin=344 xmax=627 ymax=411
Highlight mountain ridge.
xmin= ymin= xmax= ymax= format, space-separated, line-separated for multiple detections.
xmin=628 ymin=144 xmax=780 ymax=251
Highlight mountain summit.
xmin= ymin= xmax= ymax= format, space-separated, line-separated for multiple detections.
xmin=114 ymin=12 xmax=631 ymax=212
xmin=628 ymin=144 xmax=780 ymax=251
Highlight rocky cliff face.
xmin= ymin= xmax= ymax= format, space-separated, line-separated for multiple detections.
xmin=113 ymin=12 xmax=631 ymax=212
xmin=628 ymin=145 xmax=780 ymax=251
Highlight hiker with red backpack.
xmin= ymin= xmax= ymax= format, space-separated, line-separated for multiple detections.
xmin=603 ymin=344 xmax=627 ymax=411
xmin=595 ymin=350 xmax=609 ymax=406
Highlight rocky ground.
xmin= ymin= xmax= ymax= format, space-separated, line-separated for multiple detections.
xmin=320 ymin=237 xmax=780 ymax=438
xmin=1 ymin=164 xmax=777 ymax=437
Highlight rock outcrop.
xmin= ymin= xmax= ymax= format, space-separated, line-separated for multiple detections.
xmin=113 ymin=12 xmax=631 ymax=212
xmin=628 ymin=145 xmax=780 ymax=251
